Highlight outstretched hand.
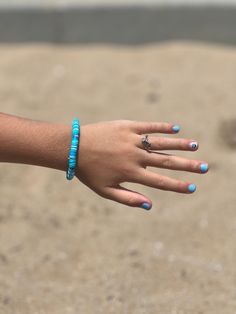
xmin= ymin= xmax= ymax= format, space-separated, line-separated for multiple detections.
xmin=76 ymin=120 xmax=208 ymax=210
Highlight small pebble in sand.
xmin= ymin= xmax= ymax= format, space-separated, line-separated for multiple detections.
xmin=219 ymin=118 xmax=236 ymax=149
xmin=146 ymin=92 xmax=160 ymax=104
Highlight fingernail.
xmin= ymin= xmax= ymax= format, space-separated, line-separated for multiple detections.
xmin=189 ymin=141 xmax=198 ymax=150
xmin=141 ymin=202 xmax=152 ymax=210
xmin=188 ymin=183 xmax=196 ymax=193
xmin=172 ymin=125 xmax=180 ymax=133
xmin=200 ymin=163 xmax=208 ymax=173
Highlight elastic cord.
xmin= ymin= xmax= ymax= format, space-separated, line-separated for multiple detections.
xmin=66 ymin=118 xmax=80 ymax=180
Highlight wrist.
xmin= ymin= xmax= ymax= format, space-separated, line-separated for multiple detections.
xmin=43 ymin=122 xmax=72 ymax=173
xmin=30 ymin=121 xmax=73 ymax=173
xmin=23 ymin=120 xmax=72 ymax=173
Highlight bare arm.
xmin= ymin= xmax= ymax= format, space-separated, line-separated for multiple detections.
xmin=0 ymin=112 xmax=71 ymax=172
xmin=0 ymin=113 xmax=208 ymax=210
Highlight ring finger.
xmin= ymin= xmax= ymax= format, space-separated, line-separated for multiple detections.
xmin=133 ymin=168 xmax=196 ymax=194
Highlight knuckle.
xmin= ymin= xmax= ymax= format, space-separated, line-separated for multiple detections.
xmin=125 ymin=120 xmax=138 ymax=130
xmin=178 ymin=182 xmax=187 ymax=192
xmin=181 ymin=139 xmax=189 ymax=149
xmin=184 ymin=159 xmax=193 ymax=170
xmin=189 ymin=160 xmax=198 ymax=171
xmin=120 ymin=164 xmax=136 ymax=180
xmin=126 ymin=195 xmax=138 ymax=206
xmin=171 ymin=181 xmax=186 ymax=193
xmin=139 ymin=150 xmax=150 ymax=167
xmin=114 ymin=120 xmax=133 ymax=131
xmin=161 ymin=156 xmax=172 ymax=169
xmin=157 ymin=176 xmax=166 ymax=189
xmin=149 ymin=122 xmax=158 ymax=133
xmin=154 ymin=137 xmax=165 ymax=149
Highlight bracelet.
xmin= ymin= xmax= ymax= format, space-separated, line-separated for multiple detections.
xmin=66 ymin=118 xmax=80 ymax=180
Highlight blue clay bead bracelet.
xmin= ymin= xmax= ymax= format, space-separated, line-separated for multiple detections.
xmin=66 ymin=118 xmax=80 ymax=180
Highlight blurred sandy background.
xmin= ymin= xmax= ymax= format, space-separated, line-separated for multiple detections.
xmin=0 ymin=29 xmax=236 ymax=314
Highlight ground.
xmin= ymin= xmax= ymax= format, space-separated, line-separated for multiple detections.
xmin=0 ymin=42 xmax=236 ymax=314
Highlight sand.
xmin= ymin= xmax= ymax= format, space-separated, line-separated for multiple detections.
xmin=0 ymin=42 xmax=236 ymax=314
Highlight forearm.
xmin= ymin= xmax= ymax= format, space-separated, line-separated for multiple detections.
xmin=0 ymin=112 xmax=71 ymax=172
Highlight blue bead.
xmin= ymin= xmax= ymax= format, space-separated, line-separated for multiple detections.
xmin=67 ymin=118 xmax=80 ymax=180
xmin=69 ymin=158 xmax=76 ymax=163
xmin=66 ymin=173 xmax=73 ymax=180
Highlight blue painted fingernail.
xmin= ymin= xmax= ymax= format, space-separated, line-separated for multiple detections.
xmin=141 ymin=203 xmax=152 ymax=210
xmin=188 ymin=183 xmax=196 ymax=193
xmin=172 ymin=125 xmax=180 ymax=133
xmin=200 ymin=163 xmax=208 ymax=173
xmin=190 ymin=141 xmax=198 ymax=150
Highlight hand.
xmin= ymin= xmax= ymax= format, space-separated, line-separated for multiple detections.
xmin=76 ymin=120 xmax=208 ymax=210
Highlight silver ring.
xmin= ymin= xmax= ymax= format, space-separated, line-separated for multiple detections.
xmin=142 ymin=135 xmax=151 ymax=151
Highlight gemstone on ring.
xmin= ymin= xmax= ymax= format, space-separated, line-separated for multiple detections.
xmin=142 ymin=135 xmax=151 ymax=151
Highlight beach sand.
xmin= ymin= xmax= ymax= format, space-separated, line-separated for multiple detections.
xmin=0 ymin=42 xmax=236 ymax=313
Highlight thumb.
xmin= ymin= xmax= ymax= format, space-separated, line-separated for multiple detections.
xmin=102 ymin=185 xmax=152 ymax=210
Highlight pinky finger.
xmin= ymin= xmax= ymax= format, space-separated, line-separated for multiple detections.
xmin=102 ymin=185 xmax=152 ymax=210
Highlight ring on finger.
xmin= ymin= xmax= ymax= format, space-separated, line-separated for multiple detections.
xmin=141 ymin=134 xmax=151 ymax=151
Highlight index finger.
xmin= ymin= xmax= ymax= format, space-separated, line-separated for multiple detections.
xmin=130 ymin=121 xmax=180 ymax=135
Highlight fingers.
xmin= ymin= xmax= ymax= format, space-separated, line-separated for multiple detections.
xmin=142 ymin=152 xmax=209 ymax=174
xmin=102 ymin=185 xmax=152 ymax=210
xmin=133 ymin=168 xmax=197 ymax=194
xmin=136 ymin=136 xmax=199 ymax=152
xmin=134 ymin=133 xmax=208 ymax=173
xmin=130 ymin=121 xmax=180 ymax=135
